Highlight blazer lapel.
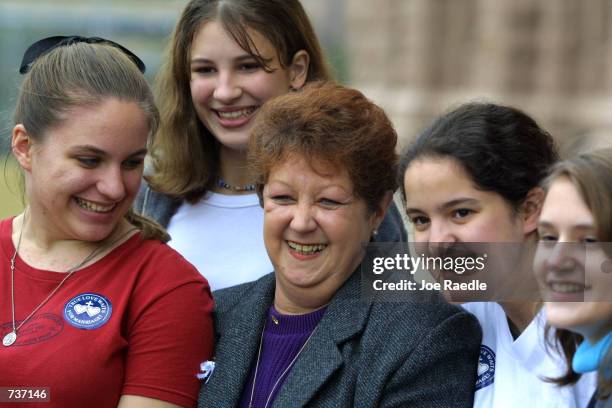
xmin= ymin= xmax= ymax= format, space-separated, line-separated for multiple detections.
xmin=202 ymin=276 xmax=275 ymax=406
xmin=273 ymin=272 xmax=371 ymax=407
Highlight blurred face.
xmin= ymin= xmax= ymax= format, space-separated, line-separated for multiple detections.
xmin=534 ymin=177 xmax=612 ymax=342
xmin=263 ymin=156 xmax=381 ymax=303
xmin=189 ymin=20 xmax=306 ymax=152
xmin=18 ymin=98 xmax=148 ymax=242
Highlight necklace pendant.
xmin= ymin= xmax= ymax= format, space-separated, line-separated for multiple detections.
xmin=2 ymin=331 xmax=17 ymax=347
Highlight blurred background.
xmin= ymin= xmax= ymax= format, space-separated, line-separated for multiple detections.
xmin=1 ymin=0 xmax=612 ymax=217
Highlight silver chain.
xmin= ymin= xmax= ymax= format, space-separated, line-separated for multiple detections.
xmin=4 ymin=211 xmax=136 ymax=347
xmin=248 ymin=319 xmax=316 ymax=408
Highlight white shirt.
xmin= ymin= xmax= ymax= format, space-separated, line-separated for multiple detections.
xmin=462 ymin=302 xmax=596 ymax=408
xmin=167 ymin=192 xmax=273 ymax=291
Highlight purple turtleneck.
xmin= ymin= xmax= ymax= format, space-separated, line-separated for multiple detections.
xmin=239 ymin=305 xmax=327 ymax=408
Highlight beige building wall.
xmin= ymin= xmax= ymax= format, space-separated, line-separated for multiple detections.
xmin=346 ymin=0 xmax=612 ymax=148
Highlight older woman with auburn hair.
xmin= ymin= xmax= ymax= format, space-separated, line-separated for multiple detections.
xmin=198 ymin=82 xmax=481 ymax=408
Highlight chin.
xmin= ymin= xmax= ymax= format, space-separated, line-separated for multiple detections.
xmin=277 ymin=268 xmax=324 ymax=289
xmin=70 ymin=223 xmax=120 ymax=243
xmin=283 ymin=274 xmax=320 ymax=289
xmin=545 ymin=304 xmax=588 ymax=331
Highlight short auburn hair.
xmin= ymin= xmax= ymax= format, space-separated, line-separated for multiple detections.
xmin=248 ymin=81 xmax=398 ymax=212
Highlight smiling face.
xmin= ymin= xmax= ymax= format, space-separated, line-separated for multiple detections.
xmin=189 ymin=20 xmax=307 ymax=152
xmin=263 ymin=155 xmax=382 ymax=312
xmin=403 ymin=157 xmax=527 ymax=244
xmin=402 ymin=157 xmax=540 ymax=300
xmin=534 ymin=176 xmax=612 ymax=342
xmin=16 ymin=98 xmax=149 ymax=243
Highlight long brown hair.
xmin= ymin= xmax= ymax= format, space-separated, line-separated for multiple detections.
xmin=13 ymin=41 xmax=168 ymax=242
xmin=148 ymin=0 xmax=332 ymax=202
xmin=543 ymin=148 xmax=612 ymax=400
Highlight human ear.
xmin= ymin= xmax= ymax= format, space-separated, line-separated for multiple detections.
xmin=520 ymin=186 xmax=546 ymax=235
xmin=288 ymin=50 xmax=310 ymax=90
xmin=12 ymin=124 xmax=34 ymax=172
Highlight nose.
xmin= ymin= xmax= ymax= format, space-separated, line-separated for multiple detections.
xmin=427 ymin=220 xmax=457 ymax=244
xmin=545 ymin=241 xmax=583 ymax=272
xmin=289 ymin=202 xmax=317 ymax=233
xmin=213 ymin=71 xmax=242 ymax=103
xmin=426 ymin=220 xmax=458 ymax=257
xmin=97 ymin=166 xmax=126 ymax=201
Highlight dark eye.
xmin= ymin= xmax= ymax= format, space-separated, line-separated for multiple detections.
xmin=76 ymin=157 xmax=100 ymax=168
xmin=122 ymin=158 xmax=144 ymax=170
xmin=271 ymin=195 xmax=294 ymax=204
xmin=539 ymin=234 xmax=557 ymax=242
xmin=193 ymin=66 xmax=216 ymax=75
xmin=409 ymin=216 xmax=430 ymax=227
xmin=319 ymin=198 xmax=343 ymax=208
xmin=583 ymin=236 xmax=598 ymax=244
xmin=238 ymin=62 xmax=261 ymax=71
xmin=452 ymin=209 xmax=473 ymax=219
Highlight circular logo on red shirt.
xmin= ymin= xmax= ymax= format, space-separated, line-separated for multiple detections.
xmin=63 ymin=293 xmax=112 ymax=330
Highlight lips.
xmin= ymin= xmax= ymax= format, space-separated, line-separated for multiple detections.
xmin=215 ymin=107 xmax=257 ymax=119
xmin=74 ymin=197 xmax=116 ymax=213
xmin=549 ymin=281 xmax=586 ymax=293
xmin=287 ymin=240 xmax=327 ymax=255
xmin=212 ymin=106 xmax=258 ymax=128
xmin=544 ymin=280 xmax=589 ymax=301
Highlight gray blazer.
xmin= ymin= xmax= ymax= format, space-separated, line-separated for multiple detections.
xmin=198 ymin=272 xmax=481 ymax=407
xmin=134 ymin=182 xmax=407 ymax=243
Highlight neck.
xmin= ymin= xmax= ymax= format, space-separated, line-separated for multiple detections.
xmin=214 ymin=146 xmax=253 ymax=195
xmin=12 ymin=211 xmax=134 ymax=272
xmin=273 ymin=293 xmax=329 ymax=316
xmin=586 ymin=331 xmax=612 ymax=346
xmin=273 ymin=279 xmax=336 ymax=315
xmin=499 ymin=301 xmax=539 ymax=337
xmin=274 ymin=271 xmax=356 ymax=315
xmin=577 ymin=322 xmax=612 ymax=344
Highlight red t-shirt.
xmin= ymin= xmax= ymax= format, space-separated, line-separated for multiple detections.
xmin=0 ymin=218 xmax=214 ymax=408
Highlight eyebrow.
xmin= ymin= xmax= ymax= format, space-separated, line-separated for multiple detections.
xmin=191 ymin=55 xmax=256 ymax=65
xmin=267 ymin=179 xmax=351 ymax=194
xmin=70 ymin=145 xmax=147 ymax=157
xmin=538 ymin=220 xmax=595 ymax=230
xmin=406 ymin=197 xmax=480 ymax=214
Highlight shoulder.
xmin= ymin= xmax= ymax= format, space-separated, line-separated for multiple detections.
xmin=133 ymin=180 xmax=182 ymax=227
xmin=332 ymin=272 xmax=481 ymax=350
xmin=130 ymin=235 xmax=185 ymax=263
xmin=369 ymin=295 xmax=481 ymax=344
xmin=368 ymin=298 xmax=481 ymax=388
xmin=462 ymin=302 xmax=506 ymax=327
xmin=212 ymin=273 xmax=274 ymax=314
xmin=120 ymin=236 xmax=209 ymax=291
xmin=0 ymin=217 xmax=12 ymax=235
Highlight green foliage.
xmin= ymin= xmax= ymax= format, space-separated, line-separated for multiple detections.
xmin=0 ymin=157 xmax=24 ymax=219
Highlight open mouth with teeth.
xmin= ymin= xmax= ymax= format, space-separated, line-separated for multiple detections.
xmin=74 ymin=197 xmax=116 ymax=214
xmin=215 ymin=107 xmax=258 ymax=120
xmin=549 ymin=282 xmax=588 ymax=293
xmin=287 ymin=241 xmax=327 ymax=255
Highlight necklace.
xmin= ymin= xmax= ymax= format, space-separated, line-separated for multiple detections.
xmin=248 ymin=322 xmax=317 ymax=408
xmin=2 ymin=214 xmax=136 ymax=347
xmin=217 ymin=177 xmax=256 ymax=192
